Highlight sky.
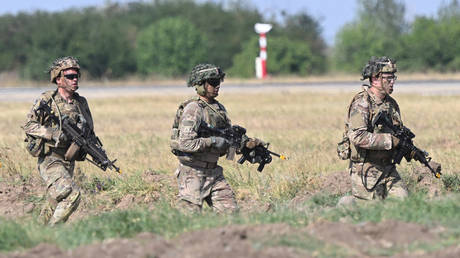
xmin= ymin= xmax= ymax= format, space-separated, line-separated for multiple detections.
xmin=0 ymin=0 xmax=447 ymax=45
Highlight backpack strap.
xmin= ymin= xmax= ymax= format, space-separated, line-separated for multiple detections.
xmin=199 ymin=99 xmax=230 ymax=125
xmin=43 ymin=89 xmax=63 ymax=146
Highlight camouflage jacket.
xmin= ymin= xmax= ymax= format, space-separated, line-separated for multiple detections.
xmin=23 ymin=90 xmax=94 ymax=154
xmin=346 ymin=86 xmax=403 ymax=163
xmin=177 ymin=98 xmax=231 ymax=163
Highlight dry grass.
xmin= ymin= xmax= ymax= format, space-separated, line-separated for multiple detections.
xmin=1 ymin=88 xmax=459 ymax=201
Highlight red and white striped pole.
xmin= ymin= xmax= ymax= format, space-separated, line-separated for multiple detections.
xmin=259 ymin=33 xmax=267 ymax=78
xmin=254 ymin=23 xmax=272 ymax=79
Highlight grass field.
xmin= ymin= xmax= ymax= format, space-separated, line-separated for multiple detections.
xmin=0 ymin=87 xmax=459 ymax=256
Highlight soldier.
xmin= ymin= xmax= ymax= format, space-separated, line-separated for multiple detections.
xmin=343 ymin=56 xmax=408 ymax=201
xmin=23 ymin=56 xmax=93 ymax=225
xmin=170 ymin=63 xmax=261 ymax=213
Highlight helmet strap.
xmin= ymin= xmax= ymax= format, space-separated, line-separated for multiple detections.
xmin=195 ymin=83 xmax=206 ymax=96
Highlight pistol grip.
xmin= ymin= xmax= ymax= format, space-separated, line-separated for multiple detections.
xmin=257 ymin=162 xmax=265 ymax=172
xmin=238 ymin=155 xmax=246 ymax=164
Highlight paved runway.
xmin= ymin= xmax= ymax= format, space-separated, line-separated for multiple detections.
xmin=1 ymin=80 xmax=460 ymax=102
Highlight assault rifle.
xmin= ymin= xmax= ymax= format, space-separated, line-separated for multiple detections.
xmin=36 ymin=100 xmax=121 ymax=173
xmin=238 ymin=142 xmax=287 ymax=172
xmin=200 ymin=122 xmax=287 ymax=172
xmin=373 ymin=111 xmax=441 ymax=178
xmin=200 ymin=123 xmax=247 ymax=160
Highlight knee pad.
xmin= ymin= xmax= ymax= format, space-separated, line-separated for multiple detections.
xmin=48 ymin=177 xmax=77 ymax=202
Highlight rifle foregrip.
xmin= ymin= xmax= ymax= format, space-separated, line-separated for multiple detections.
xmin=257 ymin=162 xmax=265 ymax=172
xmin=238 ymin=155 xmax=246 ymax=164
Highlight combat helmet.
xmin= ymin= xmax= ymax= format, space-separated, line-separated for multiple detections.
xmin=48 ymin=56 xmax=81 ymax=84
xmin=187 ymin=63 xmax=225 ymax=96
xmin=361 ymin=56 xmax=397 ymax=81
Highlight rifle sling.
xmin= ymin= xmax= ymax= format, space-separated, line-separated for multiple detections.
xmin=47 ymin=90 xmax=63 ymax=147
xmin=200 ymin=99 xmax=230 ymax=125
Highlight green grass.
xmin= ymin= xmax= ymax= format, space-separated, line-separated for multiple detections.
xmin=0 ymin=219 xmax=35 ymax=252
xmin=1 ymin=193 xmax=459 ymax=254
xmin=443 ymin=174 xmax=460 ymax=192
xmin=1 ymin=89 xmax=460 ymax=256
xmin=323 ymin=192 xmax=460 ymax=227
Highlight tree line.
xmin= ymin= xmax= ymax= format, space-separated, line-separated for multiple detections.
xmin=334 ymin=0 xmax=460 ymax=73
xmin=0 ymin=0 xmax=458 ymax=81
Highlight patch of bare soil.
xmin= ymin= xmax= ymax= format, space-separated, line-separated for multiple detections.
xmin=5 ymin=221 xmax=459 ymax=258
xmin=307 ymin=220 xmax=447 ymax=257
xmin=165 ymin=223 xmax=302 ymax=258
xmin=3 ymin=224 xmax=304 ymax=258
xmin=316 ymin=170 xmax=352 ymax=196
xmin=0 ymin=174 xmax=44 ymax=219
xmin=1 ymin=233 xmax=171 ymax=258
xmin=290 ymin=171 xmax=351 ymax=207
xmin=0 ymin=168 xmax=176 ymax=223
xmin=411 ymin=161 xmax=443 ymax=198
xmin=68 ymin=169 xmax=176 ymax=222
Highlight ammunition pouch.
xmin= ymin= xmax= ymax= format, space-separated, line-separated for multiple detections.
xmin=337 ymin=132 xmax=351 ymax=160
xmin=24 ymin=135 xmax=45 ymax=157
xmin=64 ymin=142 xmax=86 ymax=161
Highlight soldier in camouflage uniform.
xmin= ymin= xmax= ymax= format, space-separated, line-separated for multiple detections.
xmin=345 ymin=56 xmax=408 ymax=201
xmin=171 ymin=64 xmax=260 ymax=213
xmin=22 ymin=56 xmax=94 ymax=225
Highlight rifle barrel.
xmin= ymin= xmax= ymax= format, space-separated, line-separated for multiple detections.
xmin=268 ymin=150 xmax=288 ymax=160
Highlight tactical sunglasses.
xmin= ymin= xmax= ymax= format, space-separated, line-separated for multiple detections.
xmin=207 ymin=78 xmax=221 ymax=87
xmin=64 ymin=74 xmax=80 ymax=80
xmin=381 ymin=75 xmax=397 ymax=82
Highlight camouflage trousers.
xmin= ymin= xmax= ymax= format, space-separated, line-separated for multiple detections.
xmin=38 ymin=154 xmax=81 ymax=225
xmin=350 ymin=161 xmax=408 ymax=201
xmin=175 ymin=163 xmax=238 ymax=213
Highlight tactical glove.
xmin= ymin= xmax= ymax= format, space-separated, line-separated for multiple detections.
xmin=210 ymin=136 xmax=229 ymax=151
xmin=76 ymin=114 xmax=87 ymax=130
xmin=391 ymin=135 xmax=400 ymax=148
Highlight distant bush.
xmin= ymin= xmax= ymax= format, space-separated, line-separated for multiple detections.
xmin=136 ymin=17 xmax=207 ymax=77
xmin=229 ymin=36 xmax=323 ymax=78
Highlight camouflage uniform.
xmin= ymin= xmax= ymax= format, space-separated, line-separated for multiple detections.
xmin=172 ymin=64 xmax=238 ymax=213
xmin=347 ymin=86 xmax=408 ymax=200
xmin=344 ymin=57 xmax=408 ymax=201
xmin=22 ymin=57 xmax=92 ymax=225
xmin=174 ymin=99 xmax=238 ymax=213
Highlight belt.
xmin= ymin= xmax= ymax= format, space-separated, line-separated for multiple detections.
xmin=365 ymin=158 xmax=393 ymax=166
xmin=49 ymin=149 xmax=65 ymax=156
xmin=181 ymin=160 xmax=217 ymax=169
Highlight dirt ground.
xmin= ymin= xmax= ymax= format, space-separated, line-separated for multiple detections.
xmin=3 ymin=221 xmax=459 ymax=258
xmin=0 ymin=174 xmax=43 ymax=219
xmin=0 ymin=167 xmax=455 ymax=258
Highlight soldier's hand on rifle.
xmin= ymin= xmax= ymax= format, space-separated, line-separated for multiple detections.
xmin=47 ymin=127 xmax=67 ymax=142
xmin=245 ymin=137 xmax=265 ymax=149
xmin=210 ymin=136 xmax=229 ymax=151
xmin=391 ymin=135 xmax=400 ymax=148
xmin=76 ymin=114 xmax=87 ymax=130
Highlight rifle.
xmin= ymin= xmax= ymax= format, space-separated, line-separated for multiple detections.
xmin=200 ymin=122 xmax=287 ymax=172
xmin=373 ymin=111 xmax=441 ymax=178
xmin=36 ymin=100 xmax=121 ymax=173
xmin=200 ymin=123 xmax=247 ymax=160
xmin=238 ymin=142 xmax=287 ymax=172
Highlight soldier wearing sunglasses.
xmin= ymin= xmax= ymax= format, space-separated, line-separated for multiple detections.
xmin=339 ymin=56 xmax=409 ymax=203
xmin=170 ymin=63 xmax=263 ymax=213
xmin=22 ymin=56 xmax=94 ymax=225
